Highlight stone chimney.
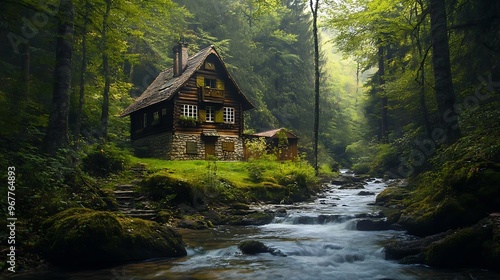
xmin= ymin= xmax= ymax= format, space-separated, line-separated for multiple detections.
xmin=172 ymin=42 xmax=189 ymax=77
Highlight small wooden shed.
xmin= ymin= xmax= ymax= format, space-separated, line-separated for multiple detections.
xmin=245 ymin=128 xmax=299 ymax=160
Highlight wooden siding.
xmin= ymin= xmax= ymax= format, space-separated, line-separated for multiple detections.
xmin=131 ymin=53 xmax=248 ymax=141
xmin=130 ymin=101 xmax=174 ymax=141
xmin=173 ymin=68 xmax=245 ymax=136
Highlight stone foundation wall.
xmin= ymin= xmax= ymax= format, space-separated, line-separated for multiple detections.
xmin=132 ymin=132 xmax=244 ymax=161
xmin=170 ymin=134 xmax=205 ymax=160
xmin=132 ymin=132 xmax=173 ymax=159
xmin=216 ymin=136 xmax=244 ymax=161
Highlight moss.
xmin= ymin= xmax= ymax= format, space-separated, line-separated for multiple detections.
xmin=155 ymin=210 xmax=173 ymax=223
xmin=41 ymin=208 xmax=186 ymax=266
xmin=424 ymin=222 xmax=492 ymax=268
xmin=140 ymin=172 xmax=193 ymax=205
xmin=375 ymin=187 xmax=411 ymax=208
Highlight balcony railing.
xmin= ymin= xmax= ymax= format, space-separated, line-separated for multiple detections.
xmin=202 ymin=88 xmax=224 ymax=100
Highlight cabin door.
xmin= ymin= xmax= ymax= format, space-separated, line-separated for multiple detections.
xmin=205 ymin=141 xmax=216 ymax=159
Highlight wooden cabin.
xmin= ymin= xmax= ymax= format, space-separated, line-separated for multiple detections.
xmin=121 ymin=43 xmax=254 ymax=160
xmin=245 ymin=128 xmax=299 ymax=160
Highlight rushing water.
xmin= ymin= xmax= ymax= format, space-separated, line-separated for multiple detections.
xmin=13 ymin=175 xmax=500 ymax=280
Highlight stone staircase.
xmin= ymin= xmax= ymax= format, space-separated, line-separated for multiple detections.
xmin=113 ymin=166 xmax=158 ymax=220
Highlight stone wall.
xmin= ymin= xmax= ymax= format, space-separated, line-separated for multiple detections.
xmin=170 ymin=134 xmax=205 ymax=160
xmin=132 ymin=132 xmax=244 ymax=161
xmin=216 ymin=135 xmax=244 ymax=161
xmin=132 ymin=132 xmax=173 ymax=159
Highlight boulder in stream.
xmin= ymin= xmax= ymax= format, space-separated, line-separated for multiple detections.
xmin=238 ymin=240 xmax=286 ymax=257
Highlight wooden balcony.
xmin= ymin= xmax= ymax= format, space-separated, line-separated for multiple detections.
xmin=202 ymin=88 xmax=224 ymax=102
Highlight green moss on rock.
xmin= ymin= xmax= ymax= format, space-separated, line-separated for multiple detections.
xmin=423 ymin=217 xmax=494 ymax=268
xmin=41 ymin=208 xmax=186 ymax=266
xmin=375 ymin=186 xmax=410 ymax=208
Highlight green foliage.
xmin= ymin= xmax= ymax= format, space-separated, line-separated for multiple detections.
xmin=398 ymin=109 xmax=500 ymax=235
xmin=178 ymin=115 xmax=199 ymax=127
xmin=352 ymin=162 xmax=371 ymax=175
xmin=245 ymin=137 xmax=271 ymax=160
xmin=273 ymin=159 xmax=318 ymax=200
xmin=247 ymin=160 xmax=266 ymax=183
xmin=346 ymin=140 xmax=399 ymax=176
xmin=81 ymin=143 xmax=130 ymax=177
xmin=139 ymin=172 xmax=193 ymax=207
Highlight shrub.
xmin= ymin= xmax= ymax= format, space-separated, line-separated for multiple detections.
xmin=352 ymin=162 xmax=370 ymax=174
xmin=82 ymin=144 xmax=129 ymax=177
xmin=247 ymin=160 xmax=266 ymax=183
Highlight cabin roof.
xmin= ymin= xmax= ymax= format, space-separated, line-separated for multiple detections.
xmin=120 ymin=45 xmax=254 ymax=117
xmin=252 ymin=128 xmax=299 ymax=139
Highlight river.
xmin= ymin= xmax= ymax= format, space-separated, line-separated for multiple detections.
xmin=12 ymin=176 xmax=500 ymax=279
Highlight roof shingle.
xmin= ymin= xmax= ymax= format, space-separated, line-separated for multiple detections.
xmin=121 ymin=45 xmax=252 ymax=116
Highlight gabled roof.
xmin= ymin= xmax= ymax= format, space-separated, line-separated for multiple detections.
xmin=120 ymin=45 xmax=254 ymax=117
xmin=253 ymin=128 xmax=299 ymax=139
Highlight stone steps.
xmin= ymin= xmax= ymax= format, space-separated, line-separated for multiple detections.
xmin=113 ymin=181 xmax=158 ymax=220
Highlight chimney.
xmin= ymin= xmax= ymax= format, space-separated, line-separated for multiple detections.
xmin=173 ymin=42 xmax=189 ymax=77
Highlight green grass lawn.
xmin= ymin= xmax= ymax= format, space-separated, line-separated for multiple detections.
xmin=127 ymin=156 xmax=317 ymax=189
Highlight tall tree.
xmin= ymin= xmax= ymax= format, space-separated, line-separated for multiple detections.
xmin=75 ymin=0 xmax=90 ymax=141
xmin=99 ymin=0 xmax=111 ymax=139
xmin=43 ymin=0 xmax=74 ymax=155
xmin=429 ymin=0 xmax=460 ymax=143
xmin=310 ymin=0 xmax=320 ymax=175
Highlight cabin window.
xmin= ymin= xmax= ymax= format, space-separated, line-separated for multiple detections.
xmin=186 ymin=142 xmax=198 ymax=154
xmin=222 ymin=142 xmax=235 ymax=152
xmin=223 ymin=107 xmax=235 ymax=124
xmin=152 ymin=111 xmax=159 ymax=125
xmin=204 ymin=78 xmax=217 ymax=89
xmin=181 ymin=104 xmax=198 ymax=119
xmin=206 ymin=106 xmax=214 ymax=122
xmin=162 ymin=108 xmax=167 ymax=116
xmin=143 ymin=113 xmax=147 ymax=128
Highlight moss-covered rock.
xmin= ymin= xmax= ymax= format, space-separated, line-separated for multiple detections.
xmin=177 ymin=214 xmax=213 ymax=230
xmin=423 ymin=216 xmax=498 ymax=270
xmin=41 ymin=208 xmax=186 ymax=266
xmin=375 ymin=186 xmax=411 ymax=208
xmin=226 ymin=211 xmax=274 ymax=226
xmin=140 ymin=173 xmax=193 ymax=205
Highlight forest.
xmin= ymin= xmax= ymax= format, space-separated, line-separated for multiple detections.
xmin=0 ymin=0 xmax=499 ymax=277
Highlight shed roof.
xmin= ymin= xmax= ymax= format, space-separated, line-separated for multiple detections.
xmin=253 ymin=128 xmax=299 ymax=139
xmin=120 ymin=45 xmax=253 ymax=117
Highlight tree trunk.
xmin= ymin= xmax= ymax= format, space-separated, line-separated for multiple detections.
xmin=310 ymin=0 xmax=320 ymax=176
xmin=429 ymin=0 xmax=460 ymax=143
xmin=416 ymin=0 xmax=432 ymax=138
xmin=43 ymin=0 xmax=74 ymax=155
xmin=75 ymin=0 xmax=90 ymax=141
xmin=99 ymin=0 xmax=111 ymax=139
xmin=378 ymin=44 xmax=388 ymax=142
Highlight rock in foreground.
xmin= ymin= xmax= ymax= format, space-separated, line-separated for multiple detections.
xmin=42 ymin=208 xmax=186 ymax=266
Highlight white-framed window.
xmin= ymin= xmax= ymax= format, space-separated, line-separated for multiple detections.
xmin=223 ymin=107 xmax=235 ymax=124
xmin=181 ymin=104 xmax=198 ymax=119
xmin=206 ymin=106 xmax=214 ymax=122
xmin=143 ymin=113 xmax=147 ymax=128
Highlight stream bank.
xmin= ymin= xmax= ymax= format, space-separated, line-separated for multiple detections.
xmin=10 ymin=173 xmax=500 ymax=279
